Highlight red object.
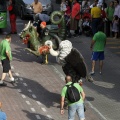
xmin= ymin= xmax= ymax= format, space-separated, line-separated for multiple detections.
xmin=39 ymin=45 xmax=50 ymax=54
xmin=101 ymin=10 xmax=106 ymax=18
xmin=10 ymin=14 xmax=17 ymax=33
xmin=40 ymin=21 xmax=46 ymax=27
xmin=7 ymin=5 xmax=13 ymax=11
xmin=23 ymin=34 xmax=30 ymax=44
xmin=26 ymin=34 xmax=30 ymax=38
xmin=65 ymin=6 xmax=71 ymax=15
xmin=71 ymin=3 xmax=80 ymax=20
xmin=82 ymin=12 xmax=91 ymax=19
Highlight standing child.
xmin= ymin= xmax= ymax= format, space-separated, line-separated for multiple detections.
xmin=7 ymin=0 xmax=17 ymax=34
xmin=112 ymin=15 xmax=119 ymax=39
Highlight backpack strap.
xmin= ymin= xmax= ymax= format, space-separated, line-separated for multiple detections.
xmin=65 ymin=82 xmax=73 ymax=98
xmin=66 ymin=82 xmax=74 ymax=87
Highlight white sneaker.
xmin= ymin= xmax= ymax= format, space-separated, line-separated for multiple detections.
xmin=0 ymin=80 xmax=3 ymax=84
xmin=99 ymin=72 xmax=102 ymax=75
xmin=10 ymin=77 xmax=15 ymax=82
xmin=89 ymin=71 xmax=95 ymax=75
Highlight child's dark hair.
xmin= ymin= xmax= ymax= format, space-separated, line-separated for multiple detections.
xmin=5 ymin=34 xmax=11 ymax=39
xmin=114 ymin=15 xmax=119 ymax=20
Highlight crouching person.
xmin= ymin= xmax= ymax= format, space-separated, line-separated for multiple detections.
xmin=60 ymin=75 xmax=86 ymax=120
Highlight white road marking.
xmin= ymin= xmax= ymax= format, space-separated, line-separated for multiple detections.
xmin=31 ymin=108 xmax=36 ymax=112
xmin=15 ymin=73 xmax=19 ymax=76
xmin=35 ymin=115 xmax=41 ymax=119
xmin=52 ymin=65 xmax=65 ymax=81
xmin=36 ymin=101 xmax=42 ymax=105
xmin=18 ymin=89 xmax=22 ymax=92
xmin=32 ymin=94 xmax=37 ymax=98
xmin=87 ymin=101 xmax=107 ymax=120
xmin=47 ymin=115 xmax=52 ymax=119
xmin=19 ymin=78 xmax=23 ymax=81
xmin=15 ymin=78 xmax=18 ymax=81
xmin=26 ymin=101 xmax=31 ymax=105
xmin=21 ymin=94 xmax=26 ymax=98
xmin=11 ymin=66 xmax=14 ymax=69
xmin=28 ymin=89 xmax=32 ymax=92
xmin=23 ymin=83 xmax=28 ymax=86
xmin=41 ymin=108 xmax=47 ymax=112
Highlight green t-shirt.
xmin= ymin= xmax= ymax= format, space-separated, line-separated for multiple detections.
xmin=106 ymin=7 xmax=114 ymax=21
xmin=0 ymin=39 xmax=12 ymax=60
xmin=61 ymin=82 xmax=84 ymax=106
xmin=93 ymin=31 xmax=106 ymax=52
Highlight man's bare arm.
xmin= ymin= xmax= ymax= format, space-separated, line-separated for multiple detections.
xmin=6 ymin=51 xmax=10 ymax=60
xmin=90 ymin=40 xmax=95 ymax=50
xmin=81 ymin=91 xmax=85 ymax=101
xmin=60 ymin=96 xmax=65 ymax=115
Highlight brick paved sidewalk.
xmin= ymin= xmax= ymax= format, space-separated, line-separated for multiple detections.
xmin=0 ymin=34 xmax=102 ymax=120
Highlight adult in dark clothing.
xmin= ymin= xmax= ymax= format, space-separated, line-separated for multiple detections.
xmin=106 ymin=1 xmax=114 ymax=37
xmin=39 ymin=21 xmax=49 ymax=64
xmin=7 ymin=0 xmax=17 ymax=34
xmin=91 ymin=4 xmax=102 ymax=35
xmin=39 ymin=21 xmax=49 ymax=39
xmin=34 ymin=13 xmax=50 ymax=37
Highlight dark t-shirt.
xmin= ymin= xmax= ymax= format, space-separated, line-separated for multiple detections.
xmin=40 ymin=27 xmax=49 ymax=39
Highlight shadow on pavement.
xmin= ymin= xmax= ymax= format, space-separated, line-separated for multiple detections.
xmin=7 ymin=77 xmax=61 ymax=109
xmin=86 ymin=96 xmax=94 ymax=101
xmin=22 ymin=110 xmax=54 ymax=120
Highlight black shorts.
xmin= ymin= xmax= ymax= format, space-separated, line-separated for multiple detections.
xmin=1 ymin=59 xmax=11 ymax=73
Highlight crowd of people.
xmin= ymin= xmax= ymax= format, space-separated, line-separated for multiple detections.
xmin=60 ymin=0 xmax=120 ymax=38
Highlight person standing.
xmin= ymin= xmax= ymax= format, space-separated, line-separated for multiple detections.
xmin=82 ymin=0 xmax=90 ymax=13
xmin=0 ymin=34 xmax=15 ymax=86
xmin=60 ymin=0 xmax=67 ymax=12
xmin=105 ymin=1 xmax=114 ymax=37
xmin=0 ymin=102 xmax=7 ymax=120
xmin=91 ymin=3 xmax=102 ymax=35
xmin=31 ymin=0 xmax=43 ymax=35
xmin=112 ymin=15 xmax=119 ymax=39
xmin=113 ymin=0 xmax=120 ymax=37
xmin=90 ymin=25 xmax=106 ymax=75
xmin=60 ymin=75 xmax=85 ymax=120
xmin=31 ymin=0 xmax=43 ymax=20
xmin=39 ymin=22 xmax=49 ymax=64
xmin=7 ymin=0 xmax=17 ymax=34
xmin=70 ymin=0 xmax=81 ymax=37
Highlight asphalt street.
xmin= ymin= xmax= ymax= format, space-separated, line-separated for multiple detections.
xmin=0 ymin=0 xmax=120 ymax=120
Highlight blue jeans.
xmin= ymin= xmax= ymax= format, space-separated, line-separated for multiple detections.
xmin=68 ymin=102 xmax=85 ymax=120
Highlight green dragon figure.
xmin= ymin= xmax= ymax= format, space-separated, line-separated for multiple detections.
xmin=19 ymin=11 xmax=66 ymax=64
